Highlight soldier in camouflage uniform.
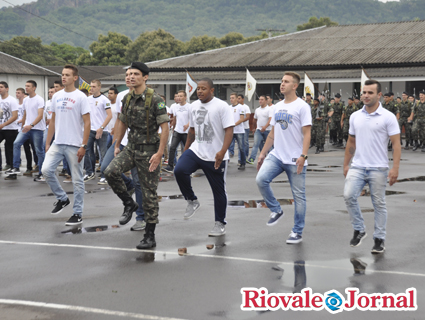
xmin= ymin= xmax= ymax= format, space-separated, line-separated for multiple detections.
xmin=354 ymin=96 xmax=362 ymax=109
xmin=329 ymin=93 xmax=344 ymax=147
xmin=340 ymin=97 xmax=357 ymax=146
xmin=409 ymin=90 xmax=425 ymax=152
xmin=318 ymin=94 xmax=328 ymax=152
xmin=399 ymin=92 xmax=413 ymax=149
xmin=311 ymin=99 xmax=325 ymax=154
xmin=104 ymin=62 xmax=169 ymax=249
xmin=383 ymin=93 xmax=400 ymax=150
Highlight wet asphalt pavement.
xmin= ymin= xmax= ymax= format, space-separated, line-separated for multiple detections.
xmin=0 ymin=142 xmax=424 ymax=320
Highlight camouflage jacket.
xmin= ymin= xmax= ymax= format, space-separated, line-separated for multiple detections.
xmin=311 ymin=105 xmax=325 ymax=122
xmin=399 ymin=100 xmax=413 ymax=118
xmin=413 ymin=101 xmax=425 ymax=119
xmin=330 ymin=102 xmax=344 ymax=119
xmin=343 ymin=104 xmax=357 ymax=122
xmin=119 ymin=88 xmax=169 ymax=145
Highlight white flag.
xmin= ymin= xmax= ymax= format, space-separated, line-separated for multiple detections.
xmin=360 ymin=69 xmax=370 ymax=94
xmin=303 ymin=73 xmax=314 ymax=99
xmin=186 ymin=72 xmax=197 ymax=102
xmin=245 ymin=69 xmax=257 ymax=101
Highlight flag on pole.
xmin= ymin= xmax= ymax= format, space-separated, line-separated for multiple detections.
xmin=303 ymin=73 xmax=315 ymax=99
xmin=79 ymin=76 xmax=91 ymax=92
xmin=360 ymin=68 xmax=370 ymax=94
xmin=245 ymin=69 xmax=257 ymax=101
xmin=185 ymin=72 xmax=197 ymax=102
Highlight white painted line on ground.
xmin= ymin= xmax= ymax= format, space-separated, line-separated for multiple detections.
xmin=0 ymin=299 xmax=188 ymax=320
xmin=1 ymin=240 xmax=425 ymax=278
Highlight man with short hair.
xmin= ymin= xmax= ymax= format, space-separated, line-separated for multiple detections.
xmin=174 ymin=78 xmax=234 ymax=236
xmin=256 ymin=72 xmax=311 ymax=244
xmin=53 ymin=80 xmax=64 ymax=92
xmin=312 ymin=98 xmax=325 ymax=154
xmin=0 ymin=81 xmax=19 ymax=172
xmin=237 ymin=94 xmax=251 ymax=161
xmin=163 ymin=90 xmax=190 ymax=172
xmin=343 ymin=79 xmax=400 ymax=254
xmin=399 ymin=92 xmax=413 ymax=149
xmin=6 ymin=80 xmax=46 ymax=181
xmin=106 ymin=86 xmax=118 ymax=149
xmin=266 ymin=94 xmax=274 ymax=107
xmin=247 ymin=95 xmax=272 ymax=164
xmin=42 ymin=64 xmax=91 ymax=226
xmin=328 ymin=93 xmax=344 ymax=147
xmin=229 ymin=93 xmax=246 ymax=170
xmin=83 ymin=79 xmax=112 ymax=182
xmin=340 ymin=97 xmax=358 ymax=147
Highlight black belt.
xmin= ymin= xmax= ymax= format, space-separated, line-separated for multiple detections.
xmin=127 ymin=143 xmax=158 ymax=152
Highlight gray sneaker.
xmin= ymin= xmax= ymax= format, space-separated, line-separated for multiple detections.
xmin=130 ymin=220 xmax=146 ymax=231
xmin=184 ymin=199 xmax=201 ymax=220
xmin=208 ymin=221 xmax=226 ymax=237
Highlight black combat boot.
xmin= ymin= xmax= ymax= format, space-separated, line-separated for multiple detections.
xmin=320 ymin=144 xmax=324 ymax=152
xmin=315 ymin=147 xmax=320 ymax=154
xmin=117 ymin=192 xmax=139 ymax=225
xmin=404 ymin=141 xmax=409 ymax=150
xmin=413 ymin=140 xmax=419 ymax=151
xmin=137 ymin=223 xmax=156 ymax=249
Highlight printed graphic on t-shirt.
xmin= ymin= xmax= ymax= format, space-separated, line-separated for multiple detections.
xmin=1 ymin=104 xmax=11 ymax=123
xmin=193 ymin=106 xmax=214 ymax=143
xmin=275 ymin=109 xmax=293 ymax=130
xmin=57 ymin=97 xmax=76 ymax=112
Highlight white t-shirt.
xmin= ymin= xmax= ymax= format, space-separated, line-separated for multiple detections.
xmin=116 ymin=89 xmax=129 ymax=146
xmin=171 ymin=103 xmax=190 ymax=134
xmin=254 ymin=106 xmax=273 ymax=131
xmin=17 ymin=100 xmax=25 ymax=132
xmin=51 ymin=89 xmax=91 ymax=147
xmin=242 ymin=104 xmax=251 ymax=130
xmin=45 ymin=99 xmax=53 ymax=128
xmin=189 ymin=97 xmax=235 ymax=162
xmin=270 ymin=98 xmax=312 ymax=166
xmin=349 ymin=104 xmax=400 ymax=168
xmin=107 ymin=102 xmax=117 ymax=132
xmin=0 ymin=95 xmax=19 ymax=130
xmin=23 ymin=94 xmax=46 ymax=131
xmin=230 ymin=103 xmax=245 ymax=134
xmin=158 ymin=106 xmax=170 ymax=134
xmin=88 ymin=94 xmax=111 ymax=131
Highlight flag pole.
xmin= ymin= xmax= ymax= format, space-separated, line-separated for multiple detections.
xmin=305 ymin=72 xmax=320 ymax=95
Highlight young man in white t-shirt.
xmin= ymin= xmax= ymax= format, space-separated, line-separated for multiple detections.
xmin=6 ymin=80 xmax=46 ymax=180
xmin=0 ymin=81 xmax=19 ymax=172
xmin=83 ymin=79 xmax=112 ymax=182
xmin=174 ymin=78 xmax=235 ymax=236
xmin=343 ymin=79 xmax=401 ymax=254
xmin=42 ymin=64 xmax=91 ymax=226
xmin=163 ymin=90 xmax=190 ymax=172
xmin=237 ymin=94 xmax=251 ymax=161
xmin=256 ymin=72 xmax=311 ymax=244
xmin=106 ymin=86 xmax=118 ymax=151
xmin=41 ymin=86 xmax=56 ymax=155
xmin=247 ymin=95 xmax=273 ymax=164
xmin=229 ymin=93 xmax=246 ymax=169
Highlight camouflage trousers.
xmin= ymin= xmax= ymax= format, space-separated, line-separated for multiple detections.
xmin=411 ymin=118 xmax=425 ymax=141
xmin=331 ymin=118 xmax=343 ymax=141
xmin=104 ymin=146 xmax=161 ymax=224
xmin=312 ymin=120 xmax=325 ymax=146
xmin=343 ymin=120 xmax=350 ymax=141
xmin=398 ymin=117 xmax=412 ymax=141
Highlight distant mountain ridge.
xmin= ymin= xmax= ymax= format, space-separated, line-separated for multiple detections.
xmin=1 ymin=0 xmax=423 ymax=49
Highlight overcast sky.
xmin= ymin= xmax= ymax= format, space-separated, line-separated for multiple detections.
xmin=1 ymin=0 xmax=401 ymax=8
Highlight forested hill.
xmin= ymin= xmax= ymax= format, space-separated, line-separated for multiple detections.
xmin=1 ymin=0 xmax=424 ymax=48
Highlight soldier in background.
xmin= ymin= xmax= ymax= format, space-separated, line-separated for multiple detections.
xmin=399 ymin=92 xmax=413 ymax=150
xmin=341 ymin=97 xmax=357 ymax=148
xmin=409 ymin=90 xmax=425 ymax=152
xmin=305 ymin=93 xmax=314 ymax=108
xmin=329 ymin=93 xmax=344 ymax=147
xmin=354 ymin=96 xmax=362 ymax=109
xmin=311 ymin=98 xmax=325 ymax=154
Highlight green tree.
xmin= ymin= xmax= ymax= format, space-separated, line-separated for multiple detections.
xmin=0 ymin=10 xmax=25 ymax=36
xmin=296 ymin=16 xmax=339 ymax=31
xmin=219 ymin=32 xmax=245 ymax=47
xmin=126 ymin=29 xmax=184 ymax=63
xmin=184 ymin=35 xmax=222 ymax=55
xmin=0 ymin=36 xmax=58 ymax=65
xmin=77 ymin=32 xmax=132 ymax=66
xmin=49 ymin=42 xmax=88 ymax=65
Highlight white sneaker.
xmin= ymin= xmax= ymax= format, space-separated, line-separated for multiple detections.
xmin=286 ymin=231 xmax=303 ymax=244
xmin=184 ymin=199 xmax=201 ymax=219
xmin=208 ymin=221 xmax=226 ymax=237
xmin=98 ymin=177 xmax=108 ymax=185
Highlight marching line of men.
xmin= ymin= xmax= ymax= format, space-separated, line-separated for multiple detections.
xmin=0 ymin=64 xmax=417 ymax=254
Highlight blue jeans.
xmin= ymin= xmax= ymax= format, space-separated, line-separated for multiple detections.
xmin=344 ymin=167 xmax=389 ymax=240
xmin=101 ymin=142 xmax=144 ymax=220
xmin=106 ymin=133 xmax=113 ymax=149
xmin=43 ymin=128 xmax=55 ymax=148
xmin=13 ymin=129 xmax=45 ymax=175
xmin=244 ymin=128 xmax=250 ymax=158
xmin=84 ymin=130 xmax=108 ymax=176
xmin=249 ymin=130 xmax=270 ymax=161
xmin=42 ymin=143 xmax=85 ymax=216
xmin=256 ymin=154 xmax=307 ymax=235
xmin=231 ymin=133 xmax=246 ymax=164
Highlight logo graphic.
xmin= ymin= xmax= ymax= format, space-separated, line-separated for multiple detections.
xmin=325 ymin=291 xmax=343 ymax=313
xmin=247 ymin=82 xmax=253 ymax=91
xmin=275 ymin=109 xmax=292 ymax=130
xmin=158 ymin=102 xmax=166 ymax=109
xmin=188 ymin=82 xmax=193 ymax=93
xmin=305 ymin=86 xmax=313 ymax=95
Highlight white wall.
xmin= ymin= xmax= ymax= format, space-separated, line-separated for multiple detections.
xmin=0 ymin=74 xmax=48 ymax=101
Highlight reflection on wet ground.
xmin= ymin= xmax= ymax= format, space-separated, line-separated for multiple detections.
xmin=272 ymin=180 xmax=289 ymax=183
xmin=322 ymin=165 xmax=342 ymax=168
xmin=306 ymin=169 xmax=332 ymax=172
xmin=360 ymin=189 xmax=406 ymax=196
xmin=191 ymin=172 xmax=205 ymax=178
xmin=227 ymin=199 xmax=293 ymax=208
xmin=157 ymin=194 xmax=184 ymax=201
xmin=338 ymin=208 xmax=375 ymax=214
xmin=61 ymin=225 xmax=119 ymax=234
xmin=389 ymin=158 xmax=408 ymax=161
xmin=159 ymin=172 xmax=174 ymax=182
xmin=397 ymin=176 xmax=425 ymax=182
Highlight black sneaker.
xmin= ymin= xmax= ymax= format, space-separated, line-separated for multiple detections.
xmin=83 ymin=173 xmax=95 ymax=182
xmin=267 ymin=210 xmax=284 ymax=226
xmin=350 ymin=230 xmax=367 ymax=247
xmin=162 ymin=165 xmax=174 ymax=173
xmin=34 ymin=174 xmax=45 ymax=182
xmin=4 ymin=174 xmax=17 ymax=180
xmin=65 ymin=214 xmax=83 ymax=226
xmin=59 ymin=169 xmax=67 ymax=176
xmin=371 ymin=238 xmax=385 ymax=254
xmin=5 ymin=168 xmax=21 ymax=175
xmin=52 ymin=198 xmax=70 ymax=214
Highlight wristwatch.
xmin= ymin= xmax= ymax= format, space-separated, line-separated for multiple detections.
xmin=81 ymin=144 xmax=87 ymax=150
xmin=30 ymin=123 xmax=35 ymax=127
xmin=100 ymin=126 xmax=104 ymax=129
xmin=300 ymin=154 xmax=308 ymax=160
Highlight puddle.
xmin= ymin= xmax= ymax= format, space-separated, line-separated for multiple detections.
xmin=191 ymin=172 xmax=205 ymax=178
xmin=322 ymin=165 xmax=341 ymax=168
xmin=41 ymin=187 xmax=111 ymax=197
xmin=228 ymin=199 xmax=293 ymax=208
xmin=397 ymin=176 xmax=425 ymax=182
xmin=338 ymin=208 xmax=375 ymax=214
xmin=360 ymin=189 xmax=406 ymax=196
xmin=61 ymin=225 xmax=119 ymax=234
xmin=306 ymin=169 xmax=332 ymax=172
xmin=308 ymin=164 xmax=318 ymax=166
xmin=389 ymin=158 xmax=408 ymax=161
xmin=158 ymin=194 xmax=184 ymax=201
xmin=272 ymin=180 xmax=289 ymax=183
